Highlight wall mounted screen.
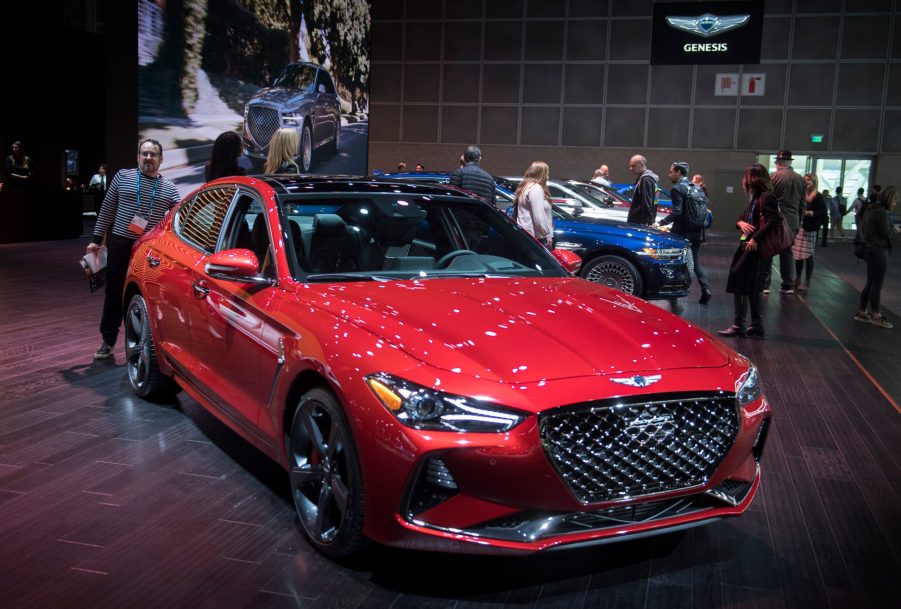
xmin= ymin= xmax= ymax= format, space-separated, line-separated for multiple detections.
xmin=651 ymin=1 xmax=763 ymax=65
xmin=138 ymin=0 xmax=370 ymax=195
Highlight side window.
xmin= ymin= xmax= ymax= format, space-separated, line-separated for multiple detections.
xmin=176 ymin=186 xmax=236 ymax=253
xmin=219 ymin=193 xmax=275 ymax=279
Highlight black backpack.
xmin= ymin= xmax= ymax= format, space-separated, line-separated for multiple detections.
xmin=683 ymin=182 xmax=709 ymax=230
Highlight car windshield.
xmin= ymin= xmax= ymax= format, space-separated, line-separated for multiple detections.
xmin=277 ymin=194 xmax=567 ymax=281
xmin=569 ymin=182 xmax=629 ymax=207
xmin=273 ymin=64 xmax=317 ymax=91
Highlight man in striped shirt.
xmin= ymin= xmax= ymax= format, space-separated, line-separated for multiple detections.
xmin=86 ymin=139 xmax=181 ymax=359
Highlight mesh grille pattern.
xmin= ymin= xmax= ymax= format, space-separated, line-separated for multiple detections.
xmin=540 ymin=394 xmax=738 ymax=503
xmin=247 ymin=107 xmax=281 ymax=150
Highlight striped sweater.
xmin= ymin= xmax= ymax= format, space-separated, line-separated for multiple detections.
xmin=91 ymin=168 xmax=181 ymax=244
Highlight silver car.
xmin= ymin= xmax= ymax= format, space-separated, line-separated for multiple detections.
xmin=242 ymin=62 xmax=341 ymax=172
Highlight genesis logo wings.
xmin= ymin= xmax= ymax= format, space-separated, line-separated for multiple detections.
xmin=666 ymin=14 xmax=750 ymax=38
xmin=610 ymin=374 xmax=662 ymax=388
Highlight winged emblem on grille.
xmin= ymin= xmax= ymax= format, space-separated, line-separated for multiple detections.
xmin=666 ymin=14 xmax=750 ymax=38
xmin=610 ymin=374 xmax=662 ymax=388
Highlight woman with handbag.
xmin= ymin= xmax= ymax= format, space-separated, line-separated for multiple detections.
xmin=790 ymin=173 xmax=828 ymax=290
xmin=718 ymin=164 xmax=780 ymax=339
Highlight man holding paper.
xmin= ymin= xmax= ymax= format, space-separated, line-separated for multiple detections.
xmin=86 ymin=139 xmax=180 ymax=359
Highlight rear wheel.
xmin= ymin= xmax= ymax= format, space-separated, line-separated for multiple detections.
xmin=581 ymin=254 xmax=643 ymax=296
xmin=124 ymin=294 xmax=176 ymax=399
xmin=287 ymin=388 xmax=365 ymax=558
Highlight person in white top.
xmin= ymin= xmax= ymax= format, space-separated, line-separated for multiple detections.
xmin=514 ymin=161 xmax=554 ymax=247
xmin=591 ymin=164 xmax=611 ymax=186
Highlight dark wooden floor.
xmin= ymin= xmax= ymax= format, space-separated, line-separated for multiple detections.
xmin=1 ymin=228 xmax=900 ymax=609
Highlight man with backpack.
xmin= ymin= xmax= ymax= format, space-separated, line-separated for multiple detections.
xmin=659 ymin=161 xmax=711 ymax=304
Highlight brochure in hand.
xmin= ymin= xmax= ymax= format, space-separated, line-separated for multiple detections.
xmin=80 ymin=246 xmax=108 ymax=293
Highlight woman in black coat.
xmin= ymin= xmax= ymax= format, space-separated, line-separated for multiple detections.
xmin=718 ymin=164 xmax=780 ymax=339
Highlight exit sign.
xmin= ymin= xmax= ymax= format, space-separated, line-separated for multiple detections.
xmin=810 ymin=134 xmax=824 ymax=143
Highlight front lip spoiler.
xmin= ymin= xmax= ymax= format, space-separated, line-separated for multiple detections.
xmin=401 ymin=466 xmax=759 ymax=551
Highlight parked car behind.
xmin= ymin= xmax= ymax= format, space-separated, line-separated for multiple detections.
xmin=242 ymin=61 xmax=341 ymax=172
xmin=384 ymin=172 xmax=692 ymax=299
xmin=122 ymin=173 xmax=771 ymax=559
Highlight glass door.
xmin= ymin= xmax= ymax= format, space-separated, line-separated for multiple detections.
xmin=815 ymin=158 xmax=871 ymax=231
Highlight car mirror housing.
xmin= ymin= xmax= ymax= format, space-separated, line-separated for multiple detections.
xmin=204 ymin=248 xmax=260 ymax=279
xmin=552 ymin=249 xmax=582 ymax=274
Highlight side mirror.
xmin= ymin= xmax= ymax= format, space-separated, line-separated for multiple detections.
xmin=204 ymin=248 xmax=260 ymax=279
xmin=552 ymin=249 xmax=582 ymax=274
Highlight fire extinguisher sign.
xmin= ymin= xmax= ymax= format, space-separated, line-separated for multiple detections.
xmin=741 ymin=73 xmax=765 ymax=96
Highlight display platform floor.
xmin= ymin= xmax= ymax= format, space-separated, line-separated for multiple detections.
xmin=1 ymin=233 xmax=899 ymax=609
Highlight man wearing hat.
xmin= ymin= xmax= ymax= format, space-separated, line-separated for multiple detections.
xmin=766 ymin=149 xmax=806 ymax=293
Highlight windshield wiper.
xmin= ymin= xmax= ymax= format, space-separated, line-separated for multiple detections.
xmin=304 ymin=273 xmax=393 ymax=283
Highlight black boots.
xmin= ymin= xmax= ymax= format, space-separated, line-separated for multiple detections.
xmin=699 ymin=288 xmax=712 ymax=305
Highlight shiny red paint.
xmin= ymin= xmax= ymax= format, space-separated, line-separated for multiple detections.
xmin=124 ymin=176 xmax=772 ymax=556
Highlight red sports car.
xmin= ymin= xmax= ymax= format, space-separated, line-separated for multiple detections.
xmin=123 ymin=175 xmax=771 ymax=558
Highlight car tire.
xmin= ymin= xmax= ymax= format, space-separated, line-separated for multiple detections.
xmin=581 ymin=254 xmax=643 ymax=296
xmin=287 ymin=388 xmax=366 ymax=558
xmin=299 ymin=122 xmax=313 ymax=173
xmin=124 ymin=294 xmax=177 ymax=399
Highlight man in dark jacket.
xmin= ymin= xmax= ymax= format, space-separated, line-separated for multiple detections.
xmin=627 ymin=154 xmax=658 ymax=225
xmin=765 ymin=149 xmax=805 ymax=293
xmin=449 ymin=145 xmax=496 ymax=207
xmin=659 ymin=161 xmax=711 ymax=304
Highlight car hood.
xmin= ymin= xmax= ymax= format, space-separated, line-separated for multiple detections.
xmin=301 ymin=277 xmax=729 ymax=383
xmin=249 ymin=88 xmax=313 ymax=107
xmin=555 ymin=215 xmax=687 ymax=245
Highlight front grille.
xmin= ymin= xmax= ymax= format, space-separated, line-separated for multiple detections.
xmin=539 ymin=393 xmax=739 ymax=503
xmin=246 ymin=106 xmax=281 ymax=150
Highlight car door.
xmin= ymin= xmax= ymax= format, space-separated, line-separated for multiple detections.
xmin=313 ymin=69 xmax=336 ymax=146
xmin=178 ymin=186 xmax=275 ymax=428
xmin=138 ymin=202 xmax=205 ymax=372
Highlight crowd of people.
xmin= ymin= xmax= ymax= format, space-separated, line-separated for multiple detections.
xmin=76 ymin=134 xmax=897 ymax=361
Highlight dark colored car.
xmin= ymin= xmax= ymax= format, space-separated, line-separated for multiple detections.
xmin=381 ymin=173 xmax=691 ymax=299
xmin=242 ymin=62 xmax=341 ymax=172
xmin=122 ymin=174 xmax=771 ymax=558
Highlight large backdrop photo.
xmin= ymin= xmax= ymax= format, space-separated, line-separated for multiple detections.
xmin=138 ymin=0 xmax=370 ymax=195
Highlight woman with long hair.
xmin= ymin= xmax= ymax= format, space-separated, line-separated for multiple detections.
xmin=790 ymin=172 xmax=828 ymax=290
xmin=3 ymin=140 xmax=37 ymax=189
xmin=264 ymin=128 xmax=300 ymax=175
xmin=855 ymin=186 xmax=900 ymax=328
xmin=513 ymin=161 xmax=554 ymax=247
xmin=204 ymin=131 xmax=246 ymax=181
xmin=717 ymin=164 xmax=780 ymax=339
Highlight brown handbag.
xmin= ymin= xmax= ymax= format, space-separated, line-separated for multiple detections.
xmin=758 ymin=212 xmax=793 ymax=258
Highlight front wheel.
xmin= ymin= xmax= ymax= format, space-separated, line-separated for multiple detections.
xmin=581 ymin=254 xmax=643 ymax=296
xmin=298 ymin=122 xmax=313 ymax=172
xmin=287 ymin=388 xmax=365 ymax=558
xmin=124 ymin=294 xmax=176 ymax=398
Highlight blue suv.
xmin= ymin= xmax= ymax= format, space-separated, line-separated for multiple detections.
xmin=382 ymin=172 xmax=691 ymax=299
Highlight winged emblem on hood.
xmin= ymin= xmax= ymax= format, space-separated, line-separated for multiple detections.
xmin=610 ymin=374 xmax=662 ymax=388
xmin=666 ymin=14 xmax=750 ymax=38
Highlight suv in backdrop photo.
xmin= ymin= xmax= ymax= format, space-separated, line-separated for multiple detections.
xmin=243 ymin=62 xmax=342 ymax=172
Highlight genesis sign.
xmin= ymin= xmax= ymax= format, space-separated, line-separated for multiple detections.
xmin=651 ymin=1 xmax=763 ymax=65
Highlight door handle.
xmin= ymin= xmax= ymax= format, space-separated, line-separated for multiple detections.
xmin=193 ymin=281 xmax=210 ymax=299
xmin=146 ymin=254 xmax=160 ymax=267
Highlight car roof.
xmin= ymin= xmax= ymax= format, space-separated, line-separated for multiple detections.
xmin=243 ymin=174 xmax=477 ymax=199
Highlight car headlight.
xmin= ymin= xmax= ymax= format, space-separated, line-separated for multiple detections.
xmin=553 ymin=241 xmax=583 ymax=250
xmin=366 ymin=373 xmax=526 ymax=432
xmin=640 ymin=247 xmax=684 ymax=261
xmin=736 ymin=364 xmax=762 ymax=407
xmin=283 ymin=112 xmax=304 ymax=125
